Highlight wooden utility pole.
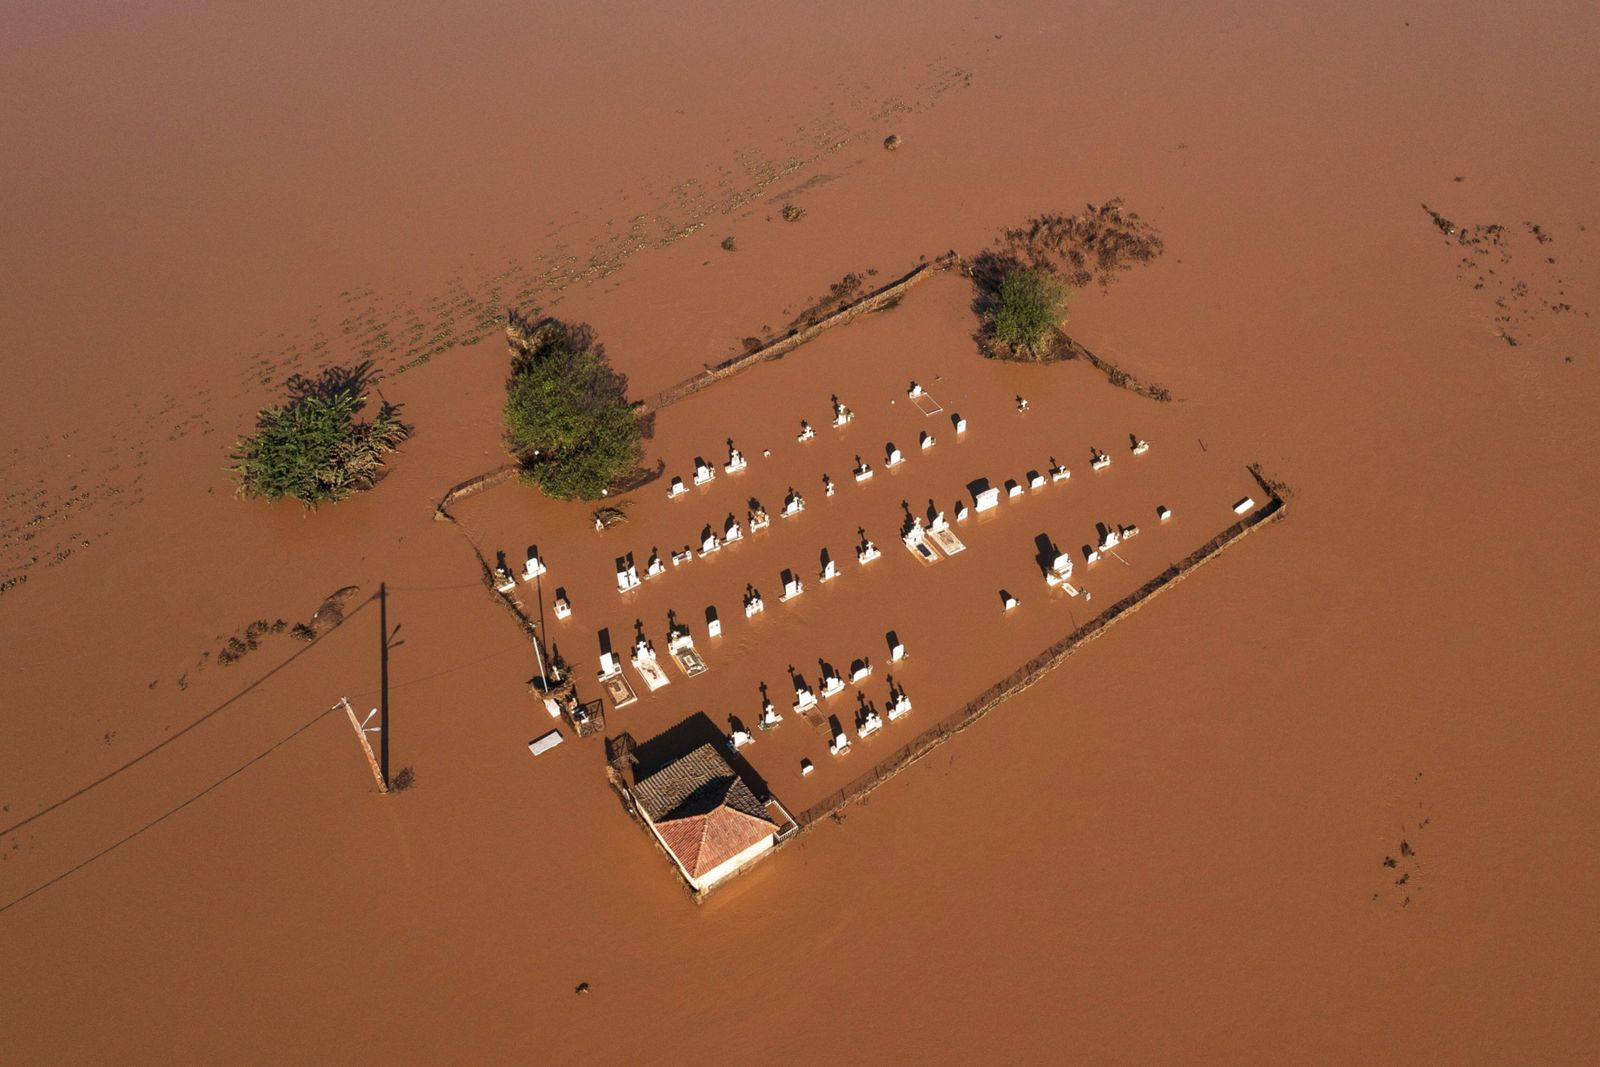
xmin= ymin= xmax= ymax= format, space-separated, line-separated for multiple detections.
xmin=340 ymin=698 xmax=387 ymax=793
xmin=337 ymin=584 xmax=400 ymax=794
xmin=378 ymin=581 xmax=391 ymax=791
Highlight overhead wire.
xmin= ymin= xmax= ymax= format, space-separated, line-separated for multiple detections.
xmin=0 ymin=593 xmax=378 ymax=839
xmin=0 ymin=702 xmax=344 ymax=916
xmin=0 ymin=593 xmax=536 ymax=915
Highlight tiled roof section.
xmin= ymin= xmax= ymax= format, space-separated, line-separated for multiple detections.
xmin=633 ymin=743 xmax=759 ymax=820
xmin=634 ymin=744 xmax=776 ymax=879
xmin=655 ymin=803 xmax=775 ymax=880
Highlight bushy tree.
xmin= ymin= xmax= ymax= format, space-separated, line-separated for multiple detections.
xmin=503 ymin=316 xmax=641 ymax=500
xmin=230 ymin=371 xmax=409 ymax=506
xmin=990 ymin=267 xmax=1068 ymax=353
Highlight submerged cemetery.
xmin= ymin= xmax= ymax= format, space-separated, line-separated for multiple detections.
xmin=447 ymin=268 xmax=1281 ymax=897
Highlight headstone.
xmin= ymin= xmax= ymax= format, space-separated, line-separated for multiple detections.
xmin=522 ymin=551 xmax=546 ymax=581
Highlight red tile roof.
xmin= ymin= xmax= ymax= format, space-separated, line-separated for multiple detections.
xmin=655 ymin=797 xmax=776 ymax=881
xmin=633 ymin=744 xmax=776 ymax=882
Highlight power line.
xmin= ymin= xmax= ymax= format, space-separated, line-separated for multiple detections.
xmin=1 ymin=587 xmax=530 ymax=905
xmin=357 ymin=642 xmax=526 ymax=696
xmin=0 ymin=594 xmax=376 ymax=839
xmin=378 ymin=580 xmax=484 ymax=593
xmin=0 ymin=702 xmax=341 ymax=916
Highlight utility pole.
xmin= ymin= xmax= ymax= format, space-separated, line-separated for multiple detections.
xmin=340 ymin=698 xmax=387 ymax=793
xmin=337 ymin=583 xmax=402 ymax=794
xmin=532 ymin=568 xmax=552 ymax=690
xmin=378 ymin=581 xmax=390 ymax=791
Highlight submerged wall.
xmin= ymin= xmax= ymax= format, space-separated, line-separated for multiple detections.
xmin=789 ymin=467 xmax=1289 ymax=830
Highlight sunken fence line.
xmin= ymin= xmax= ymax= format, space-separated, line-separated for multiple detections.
xmin=434 ymin=463 xmax=520 ymax=523
xmin=1057 ymin=335 xmax=1175 ymax=403
xmin=638 ymin=252 xmax=962 ymax=413
xmin=991 ymin=330 xmax=1175 ymax=403
xmin=433 ymin=253 xmax=959 ymax=522
xmin=466 ymin=542 xmax=541 ymax=646
xmin=788 ymin=466 xmax=1289 ymax=831
xmin=433 ymin=246 xmax=1176 ymax=523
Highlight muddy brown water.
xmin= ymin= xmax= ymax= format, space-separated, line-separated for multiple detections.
xmin=2 ymin=0 xmax=1597 ymax=1062
xmin=455 ymin=273 xmax=1263 ymax=818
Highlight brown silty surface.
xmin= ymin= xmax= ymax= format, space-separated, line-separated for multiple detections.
xmin=2 ymin=0 xmax=1599 ymax=1063
xmin=456 ymin=272 xmax=1262 ymax=817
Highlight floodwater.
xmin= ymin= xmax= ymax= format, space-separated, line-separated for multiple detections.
xmin=2 ymin=0 xmax=1597 ymax=1062
xmin=456 ymin=274 xmax=1265 ymax=817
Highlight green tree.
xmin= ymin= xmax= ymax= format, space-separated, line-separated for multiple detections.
xmin=230 ymin=376 xmax=409 ymax=506
xmin=503 ymin=316 xmax=641 ymax=500
xmin=990 ymin=267 xmax=1068 ymax=353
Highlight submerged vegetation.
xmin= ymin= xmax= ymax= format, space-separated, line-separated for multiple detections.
xmin=503 ymin=312 xmax=642 ymax=501
xmin=230 ymin=362 xmax=409 ymax=506
xmin=973 ymin=199 xmax=1166 ymax=361
xmin=592 ymin=503 xmax=632 ymax=529
xmin=998 ymin=199 xmax=1165 ymax=290
xmin=216 ymin=618 xmax=290 ymax=666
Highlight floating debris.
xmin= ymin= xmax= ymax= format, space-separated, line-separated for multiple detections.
xmin=1422 ymin=203 xmax=1456 ymax=236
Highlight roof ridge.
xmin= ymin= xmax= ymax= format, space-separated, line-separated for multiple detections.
xmin=710 ymin=804 xmax=777 ymax=831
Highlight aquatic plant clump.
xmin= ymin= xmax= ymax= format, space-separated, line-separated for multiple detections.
xmin=230 ymin=374 xmax=409 ymax=506
xmin=503 ymin=313 xmax=642 ymax=501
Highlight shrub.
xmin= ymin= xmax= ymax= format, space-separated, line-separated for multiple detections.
xmin=990 ymin=267 xmax=1067 ymax=353
xmin=781 ymin=203 xmax=806 ymax=222
xmin=230 ymin=365 xmax=409 ymax=506
xmin=503 ymin=316 xmax=641 ymax=501
xmin=721 ymin=236 xmax=737 ymax=251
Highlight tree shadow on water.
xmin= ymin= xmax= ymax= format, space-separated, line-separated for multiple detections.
xmin=284 ymin=360 xmax=378 ymax=406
